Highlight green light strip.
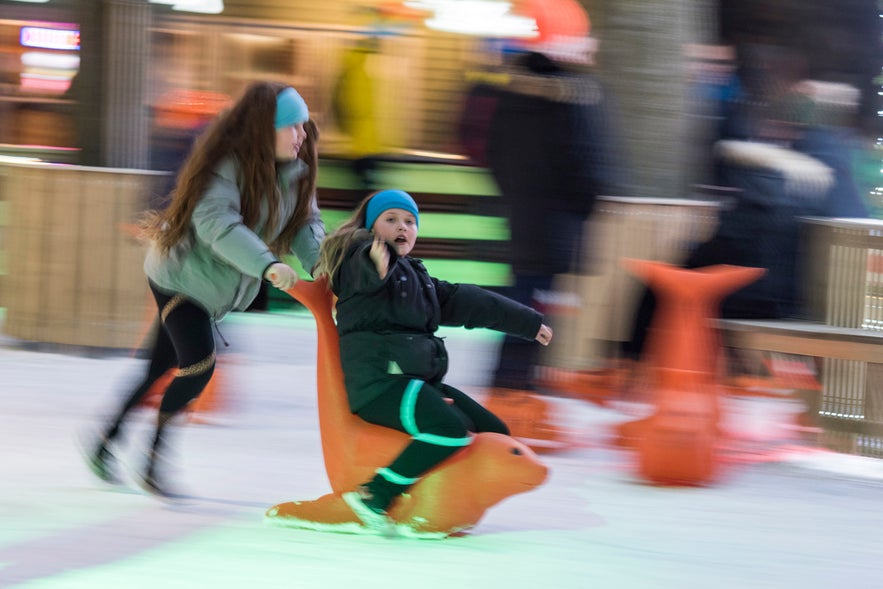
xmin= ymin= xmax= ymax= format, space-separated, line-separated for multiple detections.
xmin=420 ymin=259 xmax=511 ymax=287
xmin=320 ymin=210 xmax=509 ymax=240
xmin=304 ymin=160 xmax=513 ymax=287
xmin=318 ymin=159 xmax=500 ymax=196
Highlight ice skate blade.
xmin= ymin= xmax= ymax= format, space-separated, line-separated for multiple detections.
xmin=342 ymin=492 xmax=396 ymax=537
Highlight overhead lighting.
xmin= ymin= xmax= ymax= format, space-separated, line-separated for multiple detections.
xmin=10 ymin=1 xmax=51 ymax=4
xmin=405 ymin=0 xmax=537 ymax=38
xmin=21 ymin=51 xmax=81 ymax=69
xmin=149 ymin=0 xmax=224 ymax=14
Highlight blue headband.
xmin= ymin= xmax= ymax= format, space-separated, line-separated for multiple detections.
xmin=365 ymin=190 xmax=420 ymax=229
xmin=275 ymin=87 xmax=309 ymax=129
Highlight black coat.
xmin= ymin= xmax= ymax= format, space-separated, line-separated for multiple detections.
xmin=333 ymin=240 xmax=543 ymax=411
xmin=484 ymin=52 xmax=624 ymax=275
xmin=688 ymin=142 xmax=829 ymax=318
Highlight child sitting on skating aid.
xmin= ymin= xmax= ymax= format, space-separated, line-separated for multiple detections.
xmin=313 ymin=189 xmax=553 ymax=530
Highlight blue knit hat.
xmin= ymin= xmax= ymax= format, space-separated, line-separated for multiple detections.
xmin=365 ymin=189 xmax=420 ymax=229
xmin=275 ymin=87 xmax=309 ymax=129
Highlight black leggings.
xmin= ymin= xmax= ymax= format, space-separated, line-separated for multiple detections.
xmin=355 ymin=378 xmax=509 ymax=509
xmin=492 ymin=273 xmax=554 ymax=389
xmin=105 ymin=283 xmax=216 ymax=441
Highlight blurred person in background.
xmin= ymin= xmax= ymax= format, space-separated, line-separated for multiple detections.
xmin=149 ymin=89 xmax=231 ymax=206
xmin=466 ymin=0 xmax=624 ymax=396
xmin=717 ymin=0 xmax=878 ymax=215
xmin=332 ymin=36 xmax=384 ymax=196
xmin=313 ymin=189 xmax=552 ymax=530
xmin=789 ymin=79 xmax=870 ymax=218
xmin=622 ymin=42 xmax=867 ymax=374
xmin=84 ymin=81 xmax=325 ymax=497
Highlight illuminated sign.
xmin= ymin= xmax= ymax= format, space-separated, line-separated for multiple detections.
xmin=20 ymin=27 xmax=81 ymax=51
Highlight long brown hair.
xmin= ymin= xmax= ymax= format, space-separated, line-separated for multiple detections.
xmin=313 ymin=192 xmax=376 ymax=288
xmin=143 ymin=81 xmax=317 ymax=256
xmin=270 ymin=118 xmax=320 ymax=257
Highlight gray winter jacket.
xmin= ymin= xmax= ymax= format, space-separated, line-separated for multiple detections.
xmin=144 ymin=157 xmax=325 ymax=320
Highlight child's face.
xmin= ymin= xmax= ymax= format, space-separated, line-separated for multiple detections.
xmin=371 ymin=208 xmax=418 ymax=257
xmin=275 ymin=122 xmax=306 ymax=161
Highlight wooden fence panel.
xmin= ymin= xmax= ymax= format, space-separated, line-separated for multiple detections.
xmin=0 ymin=161 xmax=164 ymax=350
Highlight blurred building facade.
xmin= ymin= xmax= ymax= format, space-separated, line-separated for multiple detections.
xmin=0 ymin=0 xmax=879 ymax=202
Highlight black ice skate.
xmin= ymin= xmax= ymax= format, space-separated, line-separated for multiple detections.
xmin=82 ymin=438 xmax=122 ymax=485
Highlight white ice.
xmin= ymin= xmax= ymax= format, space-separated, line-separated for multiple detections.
xmin=1 ymin=310 xmax=882 ymax=589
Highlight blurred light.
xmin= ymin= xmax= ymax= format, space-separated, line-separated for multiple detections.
xmin=149 ymin=0 xmax=224 ymax=14
xmin=406 ymin=0 xmax=537 ymax=37
xmin=18 ymin=24 xmax=80 ymax=95
xmin=20 ymin=74 xmax=72 ymax=93
xmin=394 ymin=148 xmax=468 ymax=161
xmin=19 ymin=50 xmax=78 ymax=94
xmin=10 ymin=1 xmax=50 ymax=3
xmin=20 ymin=26 xmax=80 ymax=51
xmin=0 ymin=155 xmax=44 ymax=164
xmin=21 ymin=52 xmax=80 ymax=70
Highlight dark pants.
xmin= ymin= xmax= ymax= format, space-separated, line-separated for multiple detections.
xmin=355 ymin=377 xmax=509 ymax=509
xmin=492 ymin=274 xmax=554 ymax=390
xmin=104 ymin=282 xmax=216 ymax=442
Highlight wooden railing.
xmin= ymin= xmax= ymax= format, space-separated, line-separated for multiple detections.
xmin=549 ymin=196 xmax=720 ymax=370
xmin=0 ymin=158 xmax=166 ymax=350
xmin=720 ymin=217 xmax=883 ymax=458
xmin=0 ymin=156 xmax=722 ymax=364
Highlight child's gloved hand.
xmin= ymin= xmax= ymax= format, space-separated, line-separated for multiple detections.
xmin=535 ymin=324 xmax=553 ymax=346
xmin=370 ymin=237 xmax=390 ymax=279
xmin=264 ymin=262 xmax=299 ymax=290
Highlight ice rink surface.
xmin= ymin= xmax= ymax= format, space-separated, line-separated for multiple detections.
xmin=1 ymin=310 xmax=882 ymax=589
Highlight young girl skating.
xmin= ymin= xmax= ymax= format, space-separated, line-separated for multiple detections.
xmin=314 ymin=189 xmax=553 ymax=529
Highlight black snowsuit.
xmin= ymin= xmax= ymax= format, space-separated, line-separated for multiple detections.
xmin=332 ymin=239 xmax=543 ymax=509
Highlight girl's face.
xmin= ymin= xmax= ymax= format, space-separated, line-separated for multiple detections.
xmin=275 ymin=122 xmax=307 ymax=161
xmin=371 ymin=208 xmax=418 ymax=257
